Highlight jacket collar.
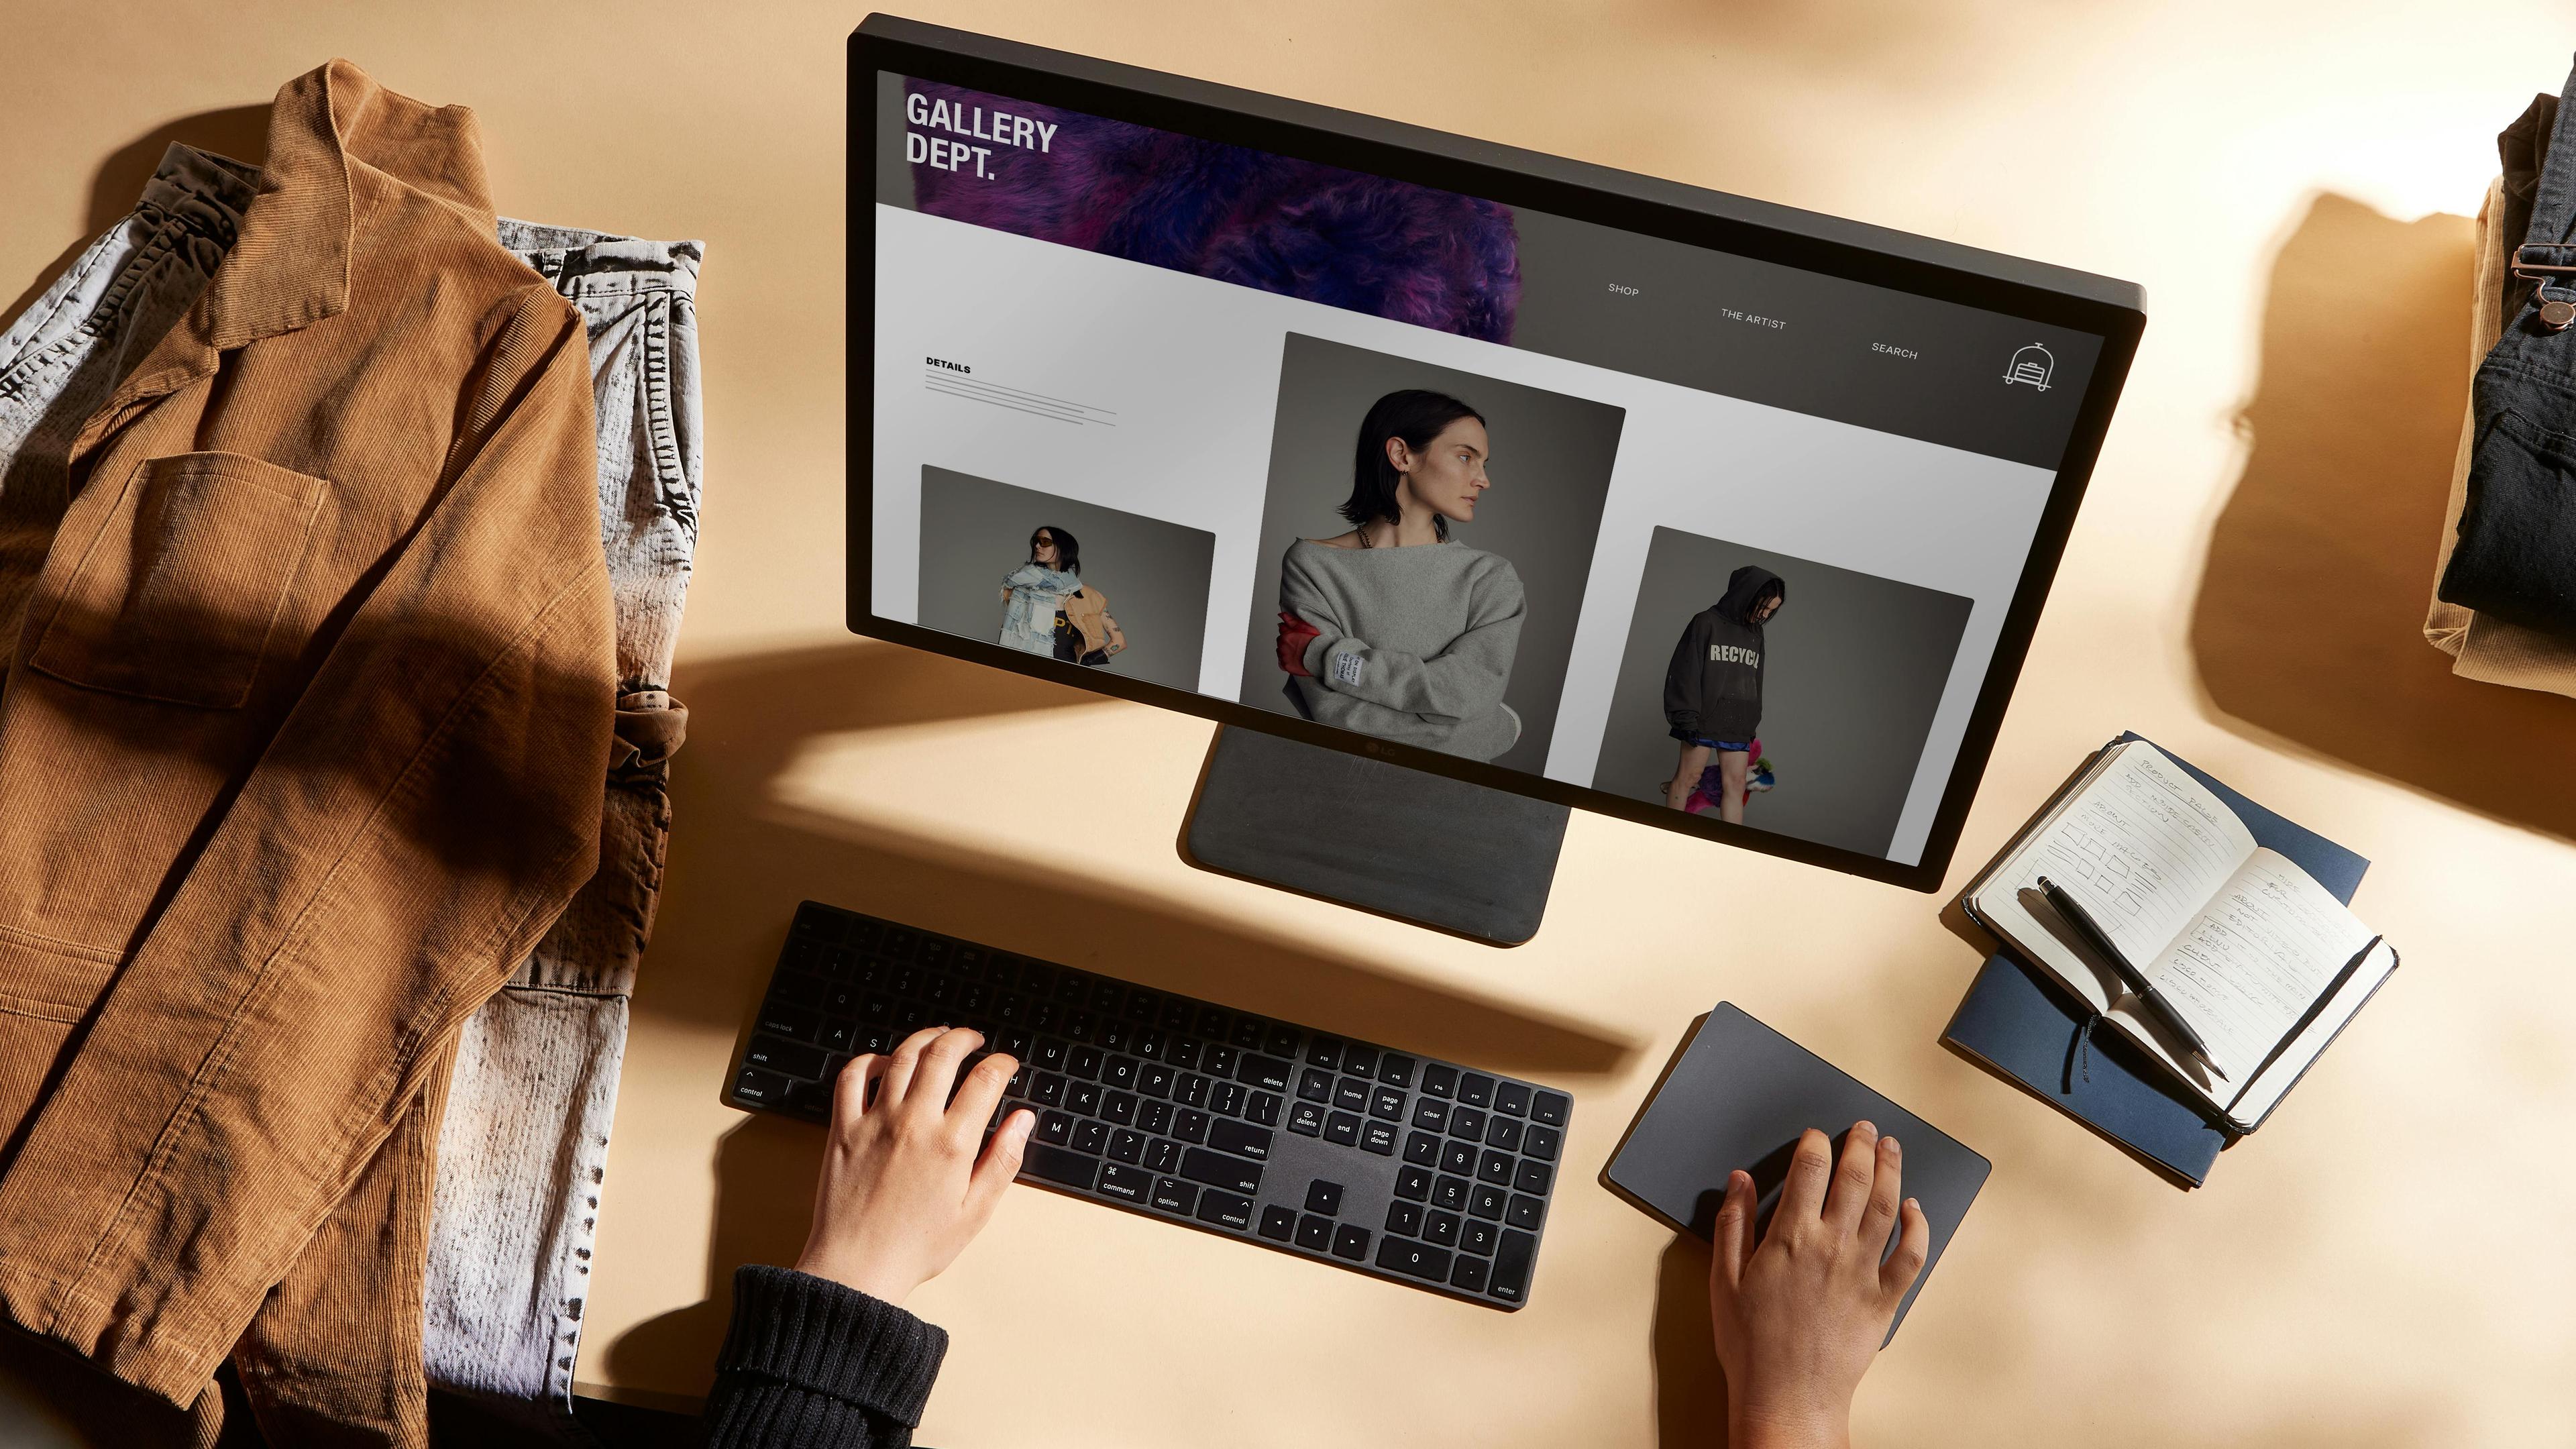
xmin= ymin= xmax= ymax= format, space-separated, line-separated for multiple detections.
xmin=194 ymin=58 xmax=496 ymax=350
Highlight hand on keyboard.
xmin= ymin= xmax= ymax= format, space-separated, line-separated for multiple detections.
xmin=1707 ymin=1122 xmax=1927 ymax=1449
xmin=790 ymin=1024 xmax=1036 ymax=1306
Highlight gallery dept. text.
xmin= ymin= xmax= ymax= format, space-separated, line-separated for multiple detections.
xmin=906 ymin=91 xmax=1059 ymax=179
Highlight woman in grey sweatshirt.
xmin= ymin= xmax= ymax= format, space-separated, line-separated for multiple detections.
xmin=1275 ymin=389 xmax=1525 ymax=761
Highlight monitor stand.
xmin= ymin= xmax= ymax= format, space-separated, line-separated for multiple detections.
xmin=1181 ymin=726 xmax=1568 ymax=945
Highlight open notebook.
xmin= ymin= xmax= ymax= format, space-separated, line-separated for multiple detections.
xmin=1962 ymin=741 xmax=2400 ymax=1132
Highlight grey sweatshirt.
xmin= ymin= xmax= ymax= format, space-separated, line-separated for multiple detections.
xmin=1279 ymin=538 xmax=1525 ymax=760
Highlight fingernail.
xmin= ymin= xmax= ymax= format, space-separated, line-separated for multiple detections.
xmin=1885 ymin=1136 xmax=1901 ymax=1157
xmin=1855 ymin=1120 xmax=1876 ymax=1136
xmin=1905 ymin=1197 xmax=1920 ymax=1211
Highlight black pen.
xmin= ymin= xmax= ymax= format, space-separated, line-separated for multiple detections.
xmin=2034 ymin=875 xmax=2231 ymax=1082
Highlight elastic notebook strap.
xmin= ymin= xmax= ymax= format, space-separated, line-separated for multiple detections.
xmin=2061 ymin=1010 xmax=2103 ymax=1093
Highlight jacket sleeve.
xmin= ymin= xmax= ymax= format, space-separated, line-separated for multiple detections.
xmin=700 ymin=1266 xmax=949 ymax=1449
xmin=0 ymin=287 xmax=614 ymax=1400
xmin=1664 ymin=614 xmax=1709 ymax=732
xmin=1304 ymin=561 xmax=1525 ymax=722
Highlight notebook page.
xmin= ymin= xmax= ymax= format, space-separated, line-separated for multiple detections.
xmin=2143 ymin=848 xmax=2379 ymax=1081
xmin=1987 ymin=743 xmax=2260 ymax=981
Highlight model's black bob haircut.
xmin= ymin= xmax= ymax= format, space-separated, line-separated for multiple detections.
xmin=1340 ymin=389 xmax=1485 ymax=541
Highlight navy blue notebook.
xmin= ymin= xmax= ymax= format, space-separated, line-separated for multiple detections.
xmin=1942 ymin=734 xmax=2373 ymax=1187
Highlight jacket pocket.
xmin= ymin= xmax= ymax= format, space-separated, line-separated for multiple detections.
xmin=29 ymin=451 xmax=325 ymax=708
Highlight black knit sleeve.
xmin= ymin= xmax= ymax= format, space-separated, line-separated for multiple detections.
xmin=699 ymin=1265 xmax=949 ymax=1449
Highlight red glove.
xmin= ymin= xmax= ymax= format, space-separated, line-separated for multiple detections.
xmin=1277 ymin=610 xmax=1320 ymax=676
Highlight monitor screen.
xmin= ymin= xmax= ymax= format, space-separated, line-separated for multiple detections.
xmin=851 ymin=25 xmax=2141 ymax=890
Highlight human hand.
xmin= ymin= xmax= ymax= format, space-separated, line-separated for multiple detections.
xmin=1277 ymin=610 xmax=1320 ymax=676
xmin=792 ymin=1025 xmax=1034 ymax=1307
xmin=1707 ymin=1122 xmax=1929 ymax=1449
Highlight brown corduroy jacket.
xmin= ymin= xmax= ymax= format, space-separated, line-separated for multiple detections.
xmin=0 ymin=56 xmax=613 ymax=1429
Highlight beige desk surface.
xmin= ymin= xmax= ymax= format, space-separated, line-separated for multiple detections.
xmin=9 ymin=2 xmax=2576 ymax=1444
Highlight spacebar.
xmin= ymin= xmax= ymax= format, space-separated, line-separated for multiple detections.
xmin=1020 ymin=1142 xmax=1100 ymax=1191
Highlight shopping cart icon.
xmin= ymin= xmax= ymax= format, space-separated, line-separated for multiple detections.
xmin=2003 ymin=343 xmax=2054 ymax=390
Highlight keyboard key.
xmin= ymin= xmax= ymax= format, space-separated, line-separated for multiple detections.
xmin=1324 ymin=1112 xmax=1362 ymax=1146
xmin=1034 ymin=1038 xmax=1069 ymax=1072
xmin=1146 ymin=1138 xmax=1182 ymax=1174
xmin=1109 ymin=1129 xmax=1146 ymax=1165
xmin=1176 ymin=1073 xmax=1210 ymax=1108
xmin=1021 ymin=1142 xmax=1097 ymax=1191
xmin=1297 ymin=1068 xmax=1334 ymax=1104
xmin=1449 ymin=1107 xmax=1487 ymax=1140
xmin=1150 ymin=1176 xmax=1197 ymax=1214
xmin=1091 ymin=981 xmax=1124 ymax=1014
xmin=1202 ymin=1044 xmax=1238 ymax=1079
xmin=1161 ymin=999 xmax=1193 ymax=1031
xmin=1196 ymin=1006 xmax=1230 ymax=1038
xmin=1134 ymin=1027 xmax=1166 ymax=1060
xmin=1174 ymin=1108 xmax=1210 ymax=1144
xmin=1486 ymin=1118 xmax=1523 ymax=1152
xmin=1248 ymin=1093 xmax=1282 ymax=1126
xmin=1377 ymin=1054 xmax=1415 ymax=1089
xmin=1101 ymin=1020 xmax=1134 ymax=1052
xmin=1287 ymin=1101 xmax=1326 ymax=1137
xmin=1138 ymin=1063 xmax=1175 ymax=1098
xmin=1458 ymin=1073 xmax=1495 ymax=1108
xmin=1489 ymin=1230 xmax=1537 ymax=1301
xmin=1125 ymin=992 xmax=1159 ymax=1024
xmin=1515 ymin=1160 xmax=1554 ymax=1195
xmin=1424 ymin=1209 xmax=1461 ymax=1247
xmin=1295 ymin=1214 xmax=1334 ymax=1252
xmin=1441 ymin=1140 xmax=1477 ymax=1175
xmin=1068 ymin=1082 xmax=1102 ymax=1116
xmin=1450 ymin=1254 xmax=1489 ymax=1293
xmin=1532 ymin=1091 xmax=1570 ymax=1126
xmin=1395 ymin=1165 xmax=1434 ymax=1201
xmin=1491 ymin=1081 xmax=1531 ymax=1119
xmin=1098 ymin=1162 xmax=1150 ymax=1201
xmin=744 ymin=1034 xmax=825 ymax=1079
xmin=882 ymin=927 xmax=918 ymax=959
xmin=1196 ymin=1190 xmax=1254 ymax=1231
xmin=1073 ymin=1121 xmax=1110 ymax=1156
xmin=1432 ymin=1175 xmax=1470 ymax=1212
xmin=1210 ymin=1082 xmax=1246 ymax=1118
xmin=1236 ymin=1054 xmax=1293 ymax=1093
xmin=1360 ymin=1122 xmax=1398 ymax=1156
xmin=1208 ymin=1119 xmax=1275 ymax=1161
xmin=1331 ymin=1224 xmax=1370 ymax=1261
xmin=1179 ymin=1147 xmax=1263 ymax=1196
xmin=1413 ymin=1100 xmax=1448 ymax=1131
xmin=731 ymin=1067 xmax=789 ymax=1108
xmin=996 ymin=1026 xmax=1033 ymax=1057
xmin=1342 ymin=1044 xmax=1379 ymax=1079
xmin=1422 ymin=1064 xmax=1457 ymax=1099
xmin=1228 ymin=1017 xmax=1265 ymax=1049
xmin=1305 ymin=1180 xmax=1344 ymax=1216
xmin=1306 ymin=1036 xmax=1342 ymax=1070
xmin=1170 ymin=1038 xmax=1203 ymax=1071
xmin=1104 ymin=1055 xmax=1140 ymax=1090
xmin=1038 ymin=1110 xmax=1074 ymax=1146
xmin=1139 ymin=1100 xmax=1173 ymax=1135
xmin=1265 ymin=1025 xmax=1301 ymax=1059
xmin=774 ymin=974 xmax=825 ymax=1008
xmin=1468 ymin=1184 xmax=1507 ymax=1220
xmin=1067 ymin=1046 xmax=1103 ymax=1079
xmin=1523 ymin=1124 xmax=1562 ymax=1162
xmin=1403 ymin=1132 xmax=1441 ymax=1167
xmin=754 ymin=1004 xmax=818 ymax=1042
xmin=1258 ymin=1203 xmax=1295 ymax=1240
xmin=1477 ymin=1150 xmax=1515 ymax=1186
xmin=1370 ymin=1086 xmax=1406 ymax=1121
xmin=1507 ymin=1193 xmax=1546 ymax=1230
xmin=1376 ymin=1238 xmax=1451 ymax=1281
xmin=1102 ymin=1089 xmax=1136 ymax=1125
xmin=1462 ymin=1219 xmax=1499 ymax=1256
xmin=819 ymin=1018 xmax=858 ymax=1053
xmin=1332 ymin=1079 xmax=1368 ymax=1113
xmin=1386 ymin=1201 xmax=1423 ymax=1236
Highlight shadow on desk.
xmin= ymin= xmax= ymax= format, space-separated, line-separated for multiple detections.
xmin=2193 ymin=191 xmax=2576 ymax=839
xmin=602 ymin=639 xmax=1633 ymax=1397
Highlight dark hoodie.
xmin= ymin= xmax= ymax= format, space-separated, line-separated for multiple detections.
xmin=1662 ymin=566 xmax=1781 ymax=741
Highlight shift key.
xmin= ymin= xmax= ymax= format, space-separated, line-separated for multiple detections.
xmin=1179 ymin=1146 xmax=1263 ymax=1196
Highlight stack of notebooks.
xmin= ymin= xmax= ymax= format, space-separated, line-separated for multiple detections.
xmin=1944 ymin=735 xmax=2400 ymax=1186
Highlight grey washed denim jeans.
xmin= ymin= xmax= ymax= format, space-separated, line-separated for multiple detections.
xmin=0 ymin=145 xmax=705 ymax=1436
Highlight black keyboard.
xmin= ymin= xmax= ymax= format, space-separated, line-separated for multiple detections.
xmin=728 ymin=902 xmax=1571 ymax=1309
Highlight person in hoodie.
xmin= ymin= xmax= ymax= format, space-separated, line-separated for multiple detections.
xmin=1662 ymin=566 xmax=1786 ymax=822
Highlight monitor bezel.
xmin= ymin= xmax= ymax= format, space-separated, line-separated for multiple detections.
xmin=847 ymin=16 xmax=2145 ymax=894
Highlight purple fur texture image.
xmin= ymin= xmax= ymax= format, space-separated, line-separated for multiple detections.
xmin=902 ymin=80 xmax=1521 ymax=343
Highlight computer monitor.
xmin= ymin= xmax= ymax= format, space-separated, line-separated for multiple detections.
xmin=847 ymin=15 xmax=2144 ymax=895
